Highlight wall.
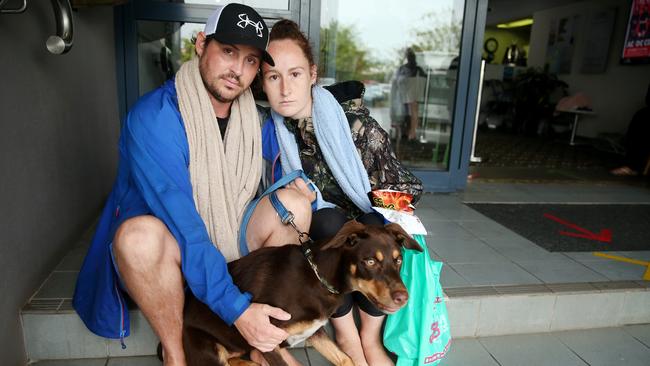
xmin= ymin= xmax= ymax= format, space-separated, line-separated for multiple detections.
xmin=528 ymin=0 xmax=650 ymax=137
xmin=0 ymin=2 xmax=119 ymax=364
xmin=483 ymin=26 xmax=531 ymax=65
xmin=487 ymin=0 xmax=582 ymax=25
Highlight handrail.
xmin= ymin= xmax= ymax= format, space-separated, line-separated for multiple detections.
xmin=46 ymin=0 xmax=74 ymax=54
xmin=0 ymin=0 xmax=27 ymax=13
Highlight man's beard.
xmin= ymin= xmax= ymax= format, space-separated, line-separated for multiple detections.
xmin=198 ymin=57 xmax=243 ymax=103
xmin=203 ymin=72 xmax=242 ymax=103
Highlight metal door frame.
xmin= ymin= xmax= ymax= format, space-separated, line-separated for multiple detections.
xmin=411 ymin=0 xmax=488 ymax=192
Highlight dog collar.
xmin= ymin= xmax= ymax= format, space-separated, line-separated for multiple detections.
xmin=300 ymin=240 xmax=340 ymax=295
xmin=268 ymin=190 xmax=340 ymax=294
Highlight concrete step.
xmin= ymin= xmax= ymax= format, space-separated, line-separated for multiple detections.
xmin=445 ymin=280 xmax=650 ymax=337
xmin=22 ymin=302 xmax=158 ymax=361
xmin=22 ymin=280 xmax=650 ymax=362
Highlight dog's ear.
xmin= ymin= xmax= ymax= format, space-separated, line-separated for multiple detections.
xmin=384 ymin=223 xmax=423 ymax=252
xmin=321 ymin=220 xmax=365 ymax=250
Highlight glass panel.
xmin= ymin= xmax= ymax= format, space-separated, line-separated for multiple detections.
xmin=137 ymin=21 xmax=203 ymax=96
xmin=151 ymin=0 xmax=290 ymax=11
xmin=319 ymin=0 xmax=465 ymax=170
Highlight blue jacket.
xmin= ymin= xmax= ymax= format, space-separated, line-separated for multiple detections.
xmin=73 ymin=80 xmax=251 ymax=342
xmin=261 ymin=116 xmax=282 ymax=185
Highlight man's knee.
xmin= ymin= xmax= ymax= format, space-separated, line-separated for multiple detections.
xmin=113 ymin=215 xmax=178 ymax=266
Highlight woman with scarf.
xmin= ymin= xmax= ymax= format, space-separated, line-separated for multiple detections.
xmin=259 ymin=19 xmax=422 ymax=366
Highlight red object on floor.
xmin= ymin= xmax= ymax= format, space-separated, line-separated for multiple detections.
xmin=543 ymin=213 xmax=612 ymax=243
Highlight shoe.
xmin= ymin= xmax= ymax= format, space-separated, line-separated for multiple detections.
xmin=610 ymin=166 xmax=638 ymax=176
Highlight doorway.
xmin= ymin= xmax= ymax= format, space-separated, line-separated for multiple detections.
xmin=471 ymin=0 xmax=649 ymax=183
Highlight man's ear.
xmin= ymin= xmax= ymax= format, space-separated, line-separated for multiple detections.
xmin=384 ymin=223 xmax=423 ymax=252
xmin=321 ymin=220 xmax=365 ymax=250
xmin=195 ymin=31 xmax=207 ymax=57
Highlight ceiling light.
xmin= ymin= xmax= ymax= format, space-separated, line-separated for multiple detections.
xmin=497 ymin=18 xmax=533 ymax=29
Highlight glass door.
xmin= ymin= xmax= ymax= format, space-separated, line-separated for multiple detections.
xmin=114 ymin=0 xmax=487 ymax=192
xmin=317 ymin=0 xmax=487 ymax=191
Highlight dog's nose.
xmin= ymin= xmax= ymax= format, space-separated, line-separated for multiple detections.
xmin=392 ymin=290 xmax=409 ymax=306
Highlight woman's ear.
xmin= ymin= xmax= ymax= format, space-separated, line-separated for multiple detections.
xmin=195 ymin=32 xmax=207 ymax=57
xmin=310 ymin=64 xmax=318 ymax=85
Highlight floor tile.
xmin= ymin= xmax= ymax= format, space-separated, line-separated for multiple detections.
xmin=555 ymin=327 xmax=650 ymax=366
xmin=421 ymin=221 xmax=477 ymax=240
xmin=428 ymin=238 xmax=510 ymax=265
xmin=562 ymin=251 xmax=604 ymax=262
xmin=419 ymin=194 xmax=465 ymax=209
xmin=33 ymin=271 xmax=78 ymax=299
xmin=55 ymin=246 xmax=88 ymax=271
xmin=415 ymin=208 xmax=452 ymax=221
xmin=516 ymin=259 xmax=608 ymax=283
xmin=479 ymin=333 xmax=588 ymax=366
xmin=492 ymin=244 xmax=567 ymax=263
xmin=479 ymin=234 xmax=539 ymax=249
xmin=287 ymin=347 xmax=310 ymax=365
xmin=462 ymin=189 xmax=538 ymax=203
xmin=440 ymin=265 xmax=471 ymax=288
xmin=451 ymin=262 xmax=541 ymax=286
xmin=614 ymin=251 xmax=650 ymax=261
xmin=305 ymin=346 xmax=335 ymax=365
xmin=623 ymin=324 xmax=650 ymax=348
xmin=457 ymin=220 xmax=518 ymax=239
xmin=23 ymin=313 xmax=108 ymax=359
xmin=31 ymin=359 xmax=107 ymax=366
xmin=438 ymin=338 xmax=499 ymax=366
xmin=579 ymin=259 xmax=649 ymax=281
xmin=436 ymin=206 xmax=491 ymax=221
xmin=107 ymin=356 xmax=161 ymax=366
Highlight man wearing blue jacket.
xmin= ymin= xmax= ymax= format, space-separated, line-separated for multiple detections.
xmin=73 ymin=4 xmax=313 ymax=366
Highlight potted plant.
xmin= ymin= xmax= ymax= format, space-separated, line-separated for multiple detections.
xmin=512 ymin=67 xmax=568 ymax=136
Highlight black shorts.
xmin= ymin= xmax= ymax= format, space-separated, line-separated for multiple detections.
xmin=331 ymin=291 xmax=385 ymax=318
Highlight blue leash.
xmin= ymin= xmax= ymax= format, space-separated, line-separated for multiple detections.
xmin=239 ymin=169 xmax=340 ymax=294
xmin=238 ymin=170 xmax=315 ymax=256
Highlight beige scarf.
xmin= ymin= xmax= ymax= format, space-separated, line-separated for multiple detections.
xmin=175 ymin=57 xmax=262 ymax=262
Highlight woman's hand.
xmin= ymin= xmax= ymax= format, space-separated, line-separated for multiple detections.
xmin=287 ymin=177 xmax=317 ymax=203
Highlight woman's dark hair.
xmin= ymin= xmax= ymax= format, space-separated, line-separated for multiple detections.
xmin=269 ymin=19 xmax=315 ymax=66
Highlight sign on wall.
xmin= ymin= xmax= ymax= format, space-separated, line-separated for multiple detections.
xmin=622 ymin=0 xmax=650 ymax=64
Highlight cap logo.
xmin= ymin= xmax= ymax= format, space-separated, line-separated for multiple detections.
xmin=237 ymin=13 xmax=264 ymax=38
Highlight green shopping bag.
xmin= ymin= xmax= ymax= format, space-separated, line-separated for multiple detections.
xmin=383 ymin=234 xmax=451 ymax=366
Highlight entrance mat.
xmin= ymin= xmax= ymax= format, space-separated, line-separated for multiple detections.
xmin=465 ymin=203 xmax=650 ymax=252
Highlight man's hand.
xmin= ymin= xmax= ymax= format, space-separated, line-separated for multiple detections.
xmin=287 ymin=177 xmax=317 ymax=203
xmin=234 ymin=303 xmax=291 ymax=352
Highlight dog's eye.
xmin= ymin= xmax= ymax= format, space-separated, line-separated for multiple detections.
xmin=396 ymin=257 xmax=403 ymax=265
xmin=364 ymin=258 xmax=376 ymax=266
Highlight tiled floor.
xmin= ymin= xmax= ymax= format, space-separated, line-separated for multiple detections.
xmin=32 ymin=325 xmax=650 ymax=365
xmin=30 ymin=181 xmax=650 ymax=301
xmin=423 ymin=182 xmax=650 ymax=288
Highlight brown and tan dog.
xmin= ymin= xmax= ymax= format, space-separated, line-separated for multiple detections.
xmin=182 ymin=220 xmax=423 ymax=365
